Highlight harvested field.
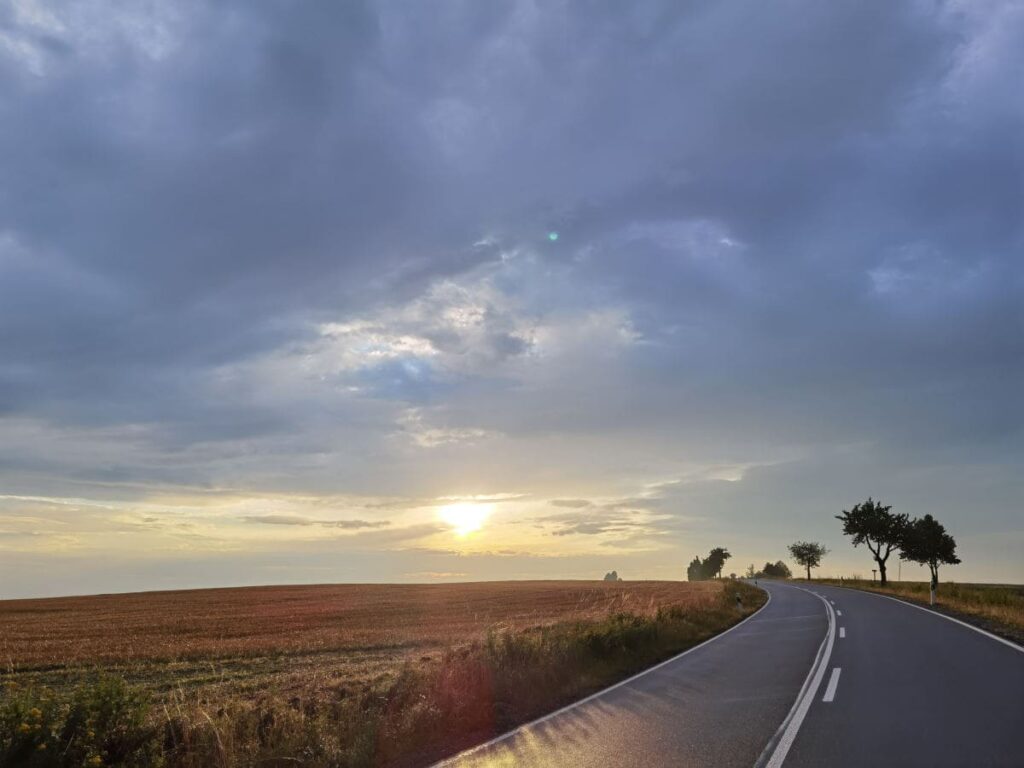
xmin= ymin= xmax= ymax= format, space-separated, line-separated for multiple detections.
xmin=0 ymin=580 xmax=764 ymax=767
xmin=0 ymin=581 xmax=723 ymax=697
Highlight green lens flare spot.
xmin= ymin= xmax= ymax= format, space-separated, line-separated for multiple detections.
xmin=548 ymin=231 xmax=559 ymax=241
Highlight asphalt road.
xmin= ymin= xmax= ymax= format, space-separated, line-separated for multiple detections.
xmin=437 ymin=581 xmax=1024 ymax=768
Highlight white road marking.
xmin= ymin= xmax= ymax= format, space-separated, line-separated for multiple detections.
xmin=818 ymin=583 xmax=1024 ymax=655
xmin=837 ymin=610 xmax=842 ymax=616
xmin=830 ymin=600 xmax=835 ymax=605
xmin=839 ymin=627 xmax=846 ymax=638
xmin=434 ymin=586 xmax=774 ymax=766
xmin=822 ymin=667 xmax=842 ymax=702
xmin=760 ymin=587 xmax=836 ymax=768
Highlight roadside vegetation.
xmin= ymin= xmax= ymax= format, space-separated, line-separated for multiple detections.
xmin=774 ymin=495 xmax=1021 ymax=645
xmin=835 ymin=498 xmax=960 ymax=603
xmin=0 ymin=580 xmax=763 ymax=767
xmin=686 ymin=547 xmax=732 ymax=580
xmin=745 ymin=561 xmax=791 ymax=579
xmin=787 ymin=542 xmax=829 ymax=580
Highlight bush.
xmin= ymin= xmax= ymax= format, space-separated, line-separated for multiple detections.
xmin=1 ymin=677 xmax=161 ymax=767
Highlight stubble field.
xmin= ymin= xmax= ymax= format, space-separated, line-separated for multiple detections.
xmin=0 ymin=580 xmax=761 ymax=766
xmin=0 ymin=581 xmax=722 ymax=697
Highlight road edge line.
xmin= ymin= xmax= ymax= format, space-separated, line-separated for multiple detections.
xmin=812 ymin=582 xmax=1024 ymax=655
xmin=431 ymin=585 xmax=773 ymax=767
xmin=755 ymin=584 xmax=836 ymax=768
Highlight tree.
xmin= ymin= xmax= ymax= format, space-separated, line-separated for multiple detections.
xmin=789 ymin=541 xmax=829 ymax=580
xmin=687 ymin=548 xmax=732 ymax=580
xmin=762 ymin=560 xmax=792 ymax=579
xmin=899 ymin=514 xmax=960 ymax=605
xmin=705 ymin=547 xmax=732 ymax=579
xmin=836 ymin=498 xmax=908 ymax=587
xmin=744 ymin=563 xmax=757 ymax=579
xmin=687 ymin=556 xmax=705 ymax=581
xmin=603 ymin=570 xmax=621 ymax=581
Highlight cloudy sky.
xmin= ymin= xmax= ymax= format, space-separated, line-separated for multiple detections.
xmin=1 ymin=0 xmax=1021 ymax=598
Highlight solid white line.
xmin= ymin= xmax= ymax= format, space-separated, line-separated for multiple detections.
xmin=839 ymin=627 xmax=846 ymax=638
xmin=815 ymin=583 xmax=1024 ymax=655
xmin=433 ymin=585 xmax=773 ymax=766
xmin=822 ymin=667 xmax=842 ymax=702
xmin=759 ymin=585 xmax=836 ymax=768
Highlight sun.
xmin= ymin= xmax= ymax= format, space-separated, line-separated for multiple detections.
xmin=438 ymin=502 xmax=492 ymax=537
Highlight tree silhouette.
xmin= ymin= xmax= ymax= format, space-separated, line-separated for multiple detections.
xmin=705 ymin=547 xmax=732 ymax=579
xmin=762 ymin=560 xmax=792 ymax=578
xmin=687 ymin=556 xmax=705 ymax=581
xmin=789 ymin=541 xmax=829 ymax=580
xmin=603 ymin=570 xmax=621 ymax=581
xmin=836 ymin=498 xmax=908 ymax=587
xmin=686 ymin=548 xmax=732 ymax=580
xmin=899 ymin=514 xmax=960 ymax=605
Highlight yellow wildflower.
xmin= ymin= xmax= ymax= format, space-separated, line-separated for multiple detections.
xmin=17 ymin=723 xmax=31 ymax=734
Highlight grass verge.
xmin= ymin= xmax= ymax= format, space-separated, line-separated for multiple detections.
xmin=1 ymin=581 xmax=764 ymax=767
xmin=804 ymin=578 xmax=1024 ymax=646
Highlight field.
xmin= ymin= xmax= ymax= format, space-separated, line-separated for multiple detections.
xmin=0 ymin=580 xmax=763 ymax=767
xmin=807 ymin=579 xmax=1024 ymax=645
xmin=0 ymin=581 xmax=721 ymax=696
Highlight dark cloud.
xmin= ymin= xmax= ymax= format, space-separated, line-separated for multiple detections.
xmin=1 ymin=1 xmax=1022 ymax=591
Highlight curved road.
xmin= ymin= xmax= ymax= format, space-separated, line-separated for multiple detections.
xmin=438 ymin=581 xmax=1024 ymax=768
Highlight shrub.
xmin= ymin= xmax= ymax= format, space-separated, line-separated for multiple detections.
xmin=1 ymin=677 xmax=161 ymax=767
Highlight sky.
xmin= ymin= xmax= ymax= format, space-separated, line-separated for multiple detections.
xmin=1 ymin=0 xmax=1022 ymax=599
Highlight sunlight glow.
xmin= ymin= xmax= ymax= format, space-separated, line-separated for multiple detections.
xmin=438 ymin=502 xmax=492 ymax=537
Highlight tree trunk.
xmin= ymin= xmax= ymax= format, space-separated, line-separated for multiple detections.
xmin=878 ymin=559 xmax=887 ymax=587
xmin=930 ymin=565 xmax=938 ymax=606
xmin=806 ymin=563 xmax=811 ymax=580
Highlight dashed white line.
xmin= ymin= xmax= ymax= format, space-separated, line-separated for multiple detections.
xmin=822 ymin=667 xmax=842 ymax=702
xmin=837 ymin=610 xmax=842 ymax=616
xmin=817 ymin=582 xmax=1024 ymax=655
xmin=830 ymin=600 xmax=835 ymax=605
xmin=759 ymin=587 xmax=837 ymax=768
xmin=839 ymin=627 xmax=846 ymax=638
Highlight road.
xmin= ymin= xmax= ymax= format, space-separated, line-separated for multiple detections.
xmin=437 ymin=581 xmax=1024 ymax=768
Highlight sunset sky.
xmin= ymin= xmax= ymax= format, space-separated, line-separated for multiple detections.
xmin=1 ymin=1 xmax=1022 ymax=598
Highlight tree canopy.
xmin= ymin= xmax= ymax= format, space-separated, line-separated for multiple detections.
xmin=788 ymin=541 xmax=829 ymax=579
xmin=762 ymin=560 xmax=792 ymax=579
xmin=687 ymin=548 xmax=732 ymax=581
xmin=900 ymin=514 xmax=960 ymax=595
xmin=836 ymin=498 xmax=908 ymax=586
